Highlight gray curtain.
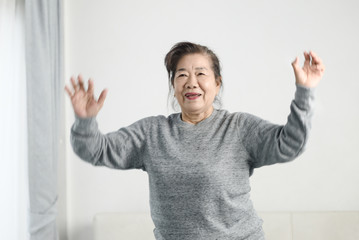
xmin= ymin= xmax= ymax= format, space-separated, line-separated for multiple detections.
xmin=25 ymin=0 xmax=63 ymax=239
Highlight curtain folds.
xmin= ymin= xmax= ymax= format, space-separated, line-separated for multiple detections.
xmin=25 ymin=0 xmax=63 ymax=239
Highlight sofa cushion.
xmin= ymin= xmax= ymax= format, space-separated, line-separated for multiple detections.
xmin=93 ymin=211 xmax=359 ymax=240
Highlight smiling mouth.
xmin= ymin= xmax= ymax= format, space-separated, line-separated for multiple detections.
xmin=185 ymin=93 xmax=202 ymax=100
xmin=185 ymin=93 xmax=201 ymax=97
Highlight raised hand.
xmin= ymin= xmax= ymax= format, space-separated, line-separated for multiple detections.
xmin=65 ymin=75 xmax=108 ymax=118
xmin=291 ymin=51 xmax=325 ymax=88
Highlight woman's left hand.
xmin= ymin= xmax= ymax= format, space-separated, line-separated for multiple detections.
xmin=291 ymin=51 xmax=325 ymax=88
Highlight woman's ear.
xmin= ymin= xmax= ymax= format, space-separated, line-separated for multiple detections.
xmin=216 ymin=77 xmax=222 ymax=87
xmin=215 ymin=77 xmax=222 ymax=95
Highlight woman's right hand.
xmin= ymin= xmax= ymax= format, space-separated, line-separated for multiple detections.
xmin=65 ymin=75 xmax=108 ymax=118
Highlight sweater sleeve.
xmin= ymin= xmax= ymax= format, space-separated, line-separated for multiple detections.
xmin=70 ymin=115 xmax=150 ymax=170
xmin=239 ymin=84 xmax=315 ymax=171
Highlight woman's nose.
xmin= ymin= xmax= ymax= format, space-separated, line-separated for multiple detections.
xmin=185 ymin=75 xmax=198 ymax=88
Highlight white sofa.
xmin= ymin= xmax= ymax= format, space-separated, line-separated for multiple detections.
xmin=93 ymin=211 xmax=359 ymax=240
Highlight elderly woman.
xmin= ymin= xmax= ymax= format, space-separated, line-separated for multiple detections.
xmin=65 ymin=42 xmax=324 ymax=240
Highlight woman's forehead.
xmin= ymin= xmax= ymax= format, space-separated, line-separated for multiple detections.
xmin=176 ymin=54 xmax=212 ymax=71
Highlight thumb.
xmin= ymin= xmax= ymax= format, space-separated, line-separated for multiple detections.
xmin=291 ymin=56 xmax=299 ymax=71
xmin=291 ymin=56 xmax=301 ymax=78
xmin=97 ymin=89 xmax=108 ymax=108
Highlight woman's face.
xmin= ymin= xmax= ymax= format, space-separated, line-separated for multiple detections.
xmin=173 ymin=53 xmax=221 ymax=115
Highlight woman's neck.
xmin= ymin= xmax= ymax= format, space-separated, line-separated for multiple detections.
xmin=181 ymin=107 xmax=214 ymax=125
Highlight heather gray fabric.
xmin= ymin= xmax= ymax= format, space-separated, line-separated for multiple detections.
xmin=25 ymin=0 xmax=64 ymax=239
xmin=71 ymin=85 xmax=314 ymax=240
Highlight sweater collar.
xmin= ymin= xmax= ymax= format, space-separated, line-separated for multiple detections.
xmin=175 ymin=109 xmax=219 ymax=128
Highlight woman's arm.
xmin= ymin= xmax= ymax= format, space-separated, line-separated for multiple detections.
xmin=240 ymin=51 xmax=324 ymax=169
xmin=65 ymin=75 xmax=148 ymax=170
xmin=70 ymin=115 xmax=149 ymax=170
xmin=240 ymin=84 xmax=315 ymax=169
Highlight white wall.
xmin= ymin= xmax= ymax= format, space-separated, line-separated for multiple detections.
xmin=63 ymin=0 xmax=359 ymax=239
xmin=0 ymin=1 xmax=28 ymax=239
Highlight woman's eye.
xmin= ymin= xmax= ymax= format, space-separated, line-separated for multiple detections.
xmin=178 ymin=74 xmax=186 ymax=77
xmin=198 ymin=73 xmax=205 ymax=76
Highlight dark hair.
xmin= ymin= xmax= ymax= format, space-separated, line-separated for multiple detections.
xmin=164 ymin=41 xmax=223 ymax=110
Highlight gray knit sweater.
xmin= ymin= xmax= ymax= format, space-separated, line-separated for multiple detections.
xmin=70 ymin=85 xmax=314 ymax=240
